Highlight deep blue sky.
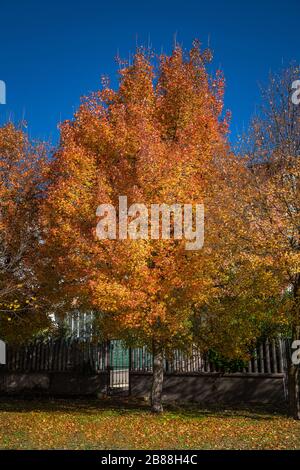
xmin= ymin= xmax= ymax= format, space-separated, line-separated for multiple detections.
xmin=0 ymin=0 xmax=299 ymax=145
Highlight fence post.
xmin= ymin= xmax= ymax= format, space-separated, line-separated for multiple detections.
xmin=129 ymin=347 xmax=132 ymax=396
xmin=105 ymin=340 xmax=111 ymax=394
xmin=265 ymin=339 xmax=271 ymax=373
xmin=280 ymin=337 xmax=289 ymax=402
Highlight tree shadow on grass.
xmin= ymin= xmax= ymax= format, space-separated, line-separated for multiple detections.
xmin=0 ymin=396 xmax=289 ymax=421
xmin=0 ymin=396 xmax=143 ymax=414
xmin=165 ymin=402 xmax=289 ymax=421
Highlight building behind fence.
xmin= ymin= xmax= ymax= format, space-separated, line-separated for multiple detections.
xmin=0 ymin=337 xmax=289 ymax=405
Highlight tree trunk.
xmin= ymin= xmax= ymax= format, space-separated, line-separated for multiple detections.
xmin=288 ymin=275 xmax=300 ymax=420
xmin=151 ymin=341 xmax=164 ymax=413
xmin=288 ymin=361 xmax=300 ymax=419
xmin=288 ymin=325 xmax=300 ymax=420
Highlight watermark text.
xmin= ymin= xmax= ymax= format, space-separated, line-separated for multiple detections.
xmin=96 ymin=196 xmax=204 ymax=250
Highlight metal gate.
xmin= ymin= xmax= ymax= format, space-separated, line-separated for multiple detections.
xmin=108 ymin=340 xmax=130 ymax=395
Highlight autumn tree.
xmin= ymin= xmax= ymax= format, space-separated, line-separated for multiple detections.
xmin=0 ymin=123 xmax=50 ymax=343
xmin=240 ymin=66 xmax=300 ymax=418
xmin=41 ymin=43 xmax=259 ymax=412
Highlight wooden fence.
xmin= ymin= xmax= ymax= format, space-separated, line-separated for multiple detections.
xmin=1 ymin=337 xmax=289 ymax=376
xmin=2 ymin=338 xmax=107 ymax=373
xmin=132 ymin=338 xmax=289 ymax=374
xmin=0 ymin=337 xmax=290 ymax=404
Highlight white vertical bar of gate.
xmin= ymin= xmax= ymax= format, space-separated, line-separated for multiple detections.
xmin=0 ymin=340 xmax=6 ymax=365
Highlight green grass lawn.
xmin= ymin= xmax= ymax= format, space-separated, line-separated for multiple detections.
xmin=0 ymin=398 xmax=299 ymax=450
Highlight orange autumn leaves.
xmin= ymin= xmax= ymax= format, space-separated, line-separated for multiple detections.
xmin=40 ymin=43 xmax=253 ymax=351
xmin=0 ymin=124 xmax=50 ymax=342
xmin=0 ymin=399 xmax=299 ymax=450
xmin=1 ymin=43 xmax=293 ymax=356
